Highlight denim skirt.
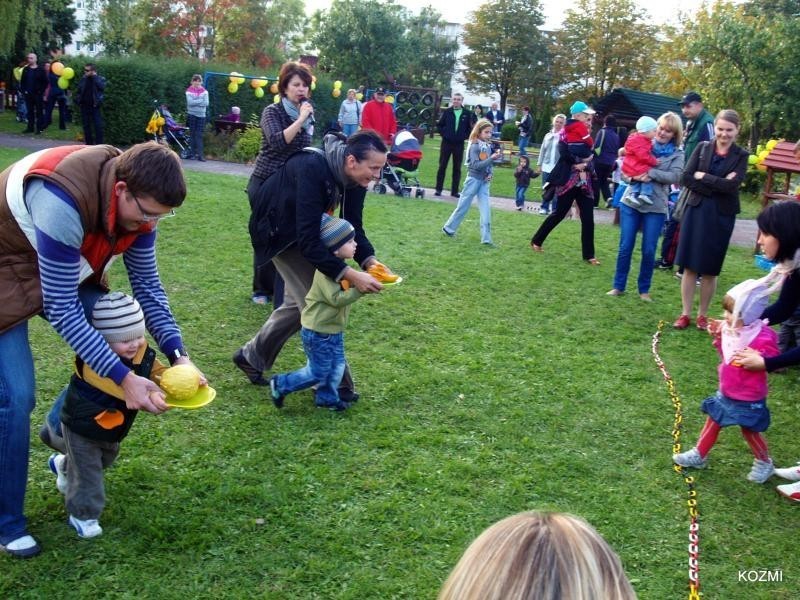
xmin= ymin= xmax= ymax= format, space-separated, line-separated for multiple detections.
xmin=701 ymin=391 xmax=770 ymax=432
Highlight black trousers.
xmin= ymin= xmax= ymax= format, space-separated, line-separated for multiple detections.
xmin=531 ymin=186 xmax=596 ymax=260
xmin=594 ymin=162 xmax=614 ymax=204
xmin=24 ymin=94 xmax=44 ymax=132
xmin=436 ymin=139 xmax=465 ymax=195
xmin=80 ymin=105 xmax=103 ymax=145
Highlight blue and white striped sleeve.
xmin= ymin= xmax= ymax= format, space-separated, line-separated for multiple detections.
xmin=123 ymin=231 xmax=184 ymax=360
xmin=28 ymin=179 xmax=130 ymax=384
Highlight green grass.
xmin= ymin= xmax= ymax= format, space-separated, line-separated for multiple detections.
xmin=1 ymin=146 xmax=797 ymax=599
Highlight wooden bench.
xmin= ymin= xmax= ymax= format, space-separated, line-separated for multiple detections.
xmin=213 ymin=118 xmax=248 ymax=134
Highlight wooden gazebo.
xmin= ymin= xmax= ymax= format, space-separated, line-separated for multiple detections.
xmin=760 ymin=141 xmax=800 ymax=207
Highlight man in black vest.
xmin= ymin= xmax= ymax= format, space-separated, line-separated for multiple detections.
xmin=20 ymin=53 xmax=47 ymax=134
xmin=435 ymin=93 xmax=476 ymax=198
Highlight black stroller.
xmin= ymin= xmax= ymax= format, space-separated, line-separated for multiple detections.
xmin=146 ymin=101 xmax=192 ymax=158
xmin=374 ymin=130 xmax=425 ymax=198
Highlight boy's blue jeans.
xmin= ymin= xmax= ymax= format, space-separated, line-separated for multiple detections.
xmin=515 ymin=185 xmax=528 ymax=208
xmin=629 ymin=180 xmax=654 ymax=197
xmin=275 ymin=328 xmax=346 ymax=406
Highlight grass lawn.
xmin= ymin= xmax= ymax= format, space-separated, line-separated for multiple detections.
xmin=1 ymin=145 xmax=797 ymax=598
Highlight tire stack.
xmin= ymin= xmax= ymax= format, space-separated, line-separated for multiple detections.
xmin=393 ymin=90 xmax=436 ymax=130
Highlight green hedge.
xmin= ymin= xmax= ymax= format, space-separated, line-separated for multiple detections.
xmin=54 ymin=55 xmax=355 ymax=147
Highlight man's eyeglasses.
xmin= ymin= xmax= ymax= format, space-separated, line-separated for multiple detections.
xmin=129 ymin=191 xmax=175 ymax=222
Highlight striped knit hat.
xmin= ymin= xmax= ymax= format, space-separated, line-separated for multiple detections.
xmin=92 ymin=292 xmax=146 ymax=343
xmin=320 ymin=214 xmax=355 ymax=252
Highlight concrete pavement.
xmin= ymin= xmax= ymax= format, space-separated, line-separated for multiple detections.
xmin=0 ymin=132 xmax=758 ymax=248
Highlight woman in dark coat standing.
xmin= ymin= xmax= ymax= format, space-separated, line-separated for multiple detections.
xmin=673 ymin=109 xmax=749 ymax=330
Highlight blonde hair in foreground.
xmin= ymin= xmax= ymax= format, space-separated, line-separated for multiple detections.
xmin=438 ymin=511 xmax=637 ymax=600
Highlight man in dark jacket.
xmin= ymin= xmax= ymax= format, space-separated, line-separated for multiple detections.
xmin=75 ymin=63 xmax=106 ymax=145
xmin=435 ymin=93 xmax=476 ymax=197
xmin=20 ymin=53 xmax=47 ymax=134
xmin=234 ymin=131 xmax=390 ymax=402
xmin=593 ymin=114 xmax=621 ymax=207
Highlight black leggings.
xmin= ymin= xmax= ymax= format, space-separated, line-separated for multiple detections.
xmin=531 ymin=187 xmax=596 ymax=260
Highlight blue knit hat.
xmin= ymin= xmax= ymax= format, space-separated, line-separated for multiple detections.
xmin=636 ymin=116 xmax=658 ymax=133
xmin=320 ymin=214 xmax=355 ymax=251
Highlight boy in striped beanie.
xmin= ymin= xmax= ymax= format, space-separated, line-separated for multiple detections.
xmin=48 ymin=292 xmax=169 ymax=539
xmin=269 ymin=215 xmax=365 ymax=411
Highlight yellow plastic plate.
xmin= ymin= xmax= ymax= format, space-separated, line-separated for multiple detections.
xmin=166 ymin=385 xmax=216 ymax=409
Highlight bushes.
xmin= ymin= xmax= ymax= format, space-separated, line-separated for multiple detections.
xmin=500 ymin=122 xmax=518 ymax=143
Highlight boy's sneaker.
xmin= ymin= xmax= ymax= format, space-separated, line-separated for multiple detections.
xmin=638 ymin=194 xmax=653 ymax=205
xmin=69 ymin=515 xmax=103 ymax=539
xmin=627 ymin=195 xmax=642 ymax=207
xmin=48 ymin=453 xmax=68 ymax=494
xmin=538 ymin=207 xmax=548 ymax=215
xmin=315 ymin=400 xmax=350 ymax=412
xmin=747 ymin=458 xmax=774 ymax=483
xmin=776 ymin=480 xmax=800 ymax=502
xmin=673 ymin=447 xmax=707 ymax=469
xmin=774 ymin=462 xmax=800 ymax=482
xmin=268 ymin=376 xmax=284 ymax=409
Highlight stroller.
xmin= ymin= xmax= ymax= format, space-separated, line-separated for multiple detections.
xmin=146 ymin=101 xmax=192 ymax=158
xmin=374 ymin=129 xmax=425 ymax=198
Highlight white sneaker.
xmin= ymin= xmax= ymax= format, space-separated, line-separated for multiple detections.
xmin=69 ymin=515 xmax=103 ymax=539
xmin=538 ymin=208 xmax=548 ymax=215
xmin=776 ymin=480 xmax=800 ymax=502
xmin=638 ymin=194 xmax=653 ymax=205
xmin=747 ymin=458 xmax=774 ymax=483
xmin=627 ymin=195 xmax=642 ymax=207
xmin=773 ymin=462 xmax=800 ymax=482
xmin=673 ymin=447 xmax=707 ymax=468
xmin=48 ymin=453 xmax=67 ymax=494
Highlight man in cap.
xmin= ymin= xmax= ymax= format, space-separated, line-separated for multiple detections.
xmin=360 ymin=87 xmax=397 ymax=145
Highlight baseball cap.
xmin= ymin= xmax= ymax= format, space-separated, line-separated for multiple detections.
xmin=569 ymin=101 xmax=596 ymax=115
xmin=679 ymin=92 xmax=702 ymax=106
xmin=374 ymin=87 xmax=386 ymax=95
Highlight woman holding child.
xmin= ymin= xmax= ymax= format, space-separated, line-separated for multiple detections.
xmin=673 ymin=109 xmax=749 ymax=330
xmin=607 ymin=112 xmax=684 ymax=301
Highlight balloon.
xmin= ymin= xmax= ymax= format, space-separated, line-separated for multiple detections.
xmin=356 ymin=92 xmax=363 ymax=101
xmin=13 ymin=67 xmax=23 ymax=81
xmin=57 ymin=77 xmax=69 ymax=90
xmin=747 ymin=154 xmax=758 ymax=165
xmin=756 ymin=163 xmax=767 ymax=172
xmin=273 ymin=94 xmax=280 ymax=104
xmin=229 ymin=72 xmax=238 ymax=83
xmin=332 ymin=88 xmax=341 ymax=98
xmin=758 ymin=150 xmax=769 ymax=161
xmin=270 ymin=83 xmax=278 ymax=94
xmin=310 ymin=82 xmax=316 ymax=91
xmin=333 ymin=80 xmax=342 ymax=89
xmin=62 ymin=66 xmax=75 ymax=80
xmin=250 ymin=79 xmax=260 ymax=88
xmin=256 ymin=77 xmax=268 ymax=88
xmin=312 ymin=75 xmax=317 ymax=83
xmin=766 ymin=139 xmax=779 ymax=151
xmin=228 ymin=82 xmax=239 ymax=94
xmin=255 ymin=87 xmax=264 ymax=99
xmin=51 ymin=61 xmax=64 ymax=76
xmin=386 ymin=94 xmax=394 ymax=104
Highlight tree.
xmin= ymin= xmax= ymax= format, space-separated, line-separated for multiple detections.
xmin=553 ymin=0 xmax=658 ymax=101
xmin=10 ymin=0 xmax=76 ymax=59
xmin=460 ymin=0 xmax=550 ymax=114
xmin=311 ymin=0 xmax=407 ymax=88
xmin=0 ymin=2 xmax=24 ymax=59
xmin=396 ymin=6 xmax=458 ymax=90
xmin=87 ymin=0 xmax=137 ymax=55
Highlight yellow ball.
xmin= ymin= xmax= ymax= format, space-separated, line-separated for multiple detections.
xmin=228 ymin=82 xmax=239 ymax=94
xmin=160 ymin=365 xmax=200 ymax=401
xmin=62 ymin=66 xmax=75 ymax=80
xmin=332 ymin=88 xmax=341 ymax=98
xmin=51 ymin=61 xmax=64 ymax=76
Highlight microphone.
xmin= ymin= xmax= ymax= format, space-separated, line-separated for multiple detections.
xmin=299 ymin=96 xmax=315 ymax=125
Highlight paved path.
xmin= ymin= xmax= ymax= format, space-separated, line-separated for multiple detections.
xmin=0 ymin=132 xmax=758 ymax=248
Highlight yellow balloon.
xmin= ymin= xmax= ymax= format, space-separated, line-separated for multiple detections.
xmin=51 ymin=61 xmax=64 ymax=76
xmin=310 ymin=82 xmax=316 ymax=91
xmin=257 ymin=77 xmax=268 ymax=88
xmin=270 ymin=83 xmax=278 ymax=94
xmin=312 ymin=75 xmax=317 ymax=83
xmin=236 ymin=76 xmax=245 ymax=85
xmin=229 ymin=72 xmax=238 ymax=83
xmin=332 ymin=88 xmax=341 ymax=98
xmin=228 ymin=82 xmax=239 ymax=94
xmin=756 ymin=163 xmax=767 ymax=172
xmin=13 ymin=67 xmax=23 ymax=81
xmin=766 ymin=139 xmax=779 ymax=151
xmin=57 ymin=76 xmax=69 ymax=90
xmin=62 ymin=66 xmax=75 ymax=80
xmin=758 ymin=150 xmax=770 ymax=160
xmin=255 ymin=87 xmax=264 ymax=99
xmin=273 ymin=94 xmax=280 ymax=104
xmin=356 ymin=92 xmax=363 ymax=101
xmin=333 ymin=80 xmax=342 ymax=89
xmin=747 ymin=154 xmax=758 ymax=165
xmin=386 ymin=95 xmax=394 ymax=104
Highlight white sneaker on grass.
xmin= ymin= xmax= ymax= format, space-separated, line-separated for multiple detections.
xmin=747 ymin=458 xmax=774 ymax=483
xmin=774 ymin=462 xmax=800 ymax=482
xmin=69 ymin=515 xmax=103 ymax=539
xmin=673 ymin=447 xmax=707 ymax=468
xmin=776 ymin=480 xmax=800 ymax=502
xmin=48 ymin=453 xmax=67 ymax=494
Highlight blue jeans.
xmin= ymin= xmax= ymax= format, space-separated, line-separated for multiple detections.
xmin=518 ymin=135 xmax=529 ymax=156
xmin=612 ymin=203 xmax=666 ymax=294
xmin=442 ymin=176 xmax=492 ymax=244
xmin=629 ymin=180 xmax=654 ymax=198
xmin=515 ymin=185 xmax=528 ymax=208
xmin=0 ymin=321 xmax=36 ymax=543
xmin=274 ymin=328 xmax=346 ymax=406
xmin=187 ymin=114 xmax=205 ymax=159
xmin=342 ymin=123 xmax=358 ymax=137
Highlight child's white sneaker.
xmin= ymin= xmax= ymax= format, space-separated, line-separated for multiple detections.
xmin=747 ymin=458 xmax=774 ymax=483
xmin=773 ymin=461 xmax=800 ymax=482
xmin=638 ymin=194 xmax=653 ymax=205
xmin=69 ymin=515 xmax=103 ymax=539
xmin=776 ymin=480 xmax=800 ymax=502
xmin=673 ymin=447 xmax=707 ymax=468
xmin=48 ymin=453 xmax=67 ymax=494
xmin=627 ymin=195 xmax=642 ymax=207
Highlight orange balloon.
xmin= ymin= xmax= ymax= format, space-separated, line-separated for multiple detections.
xmin=51 ymin=61 xmax=64 ymax=76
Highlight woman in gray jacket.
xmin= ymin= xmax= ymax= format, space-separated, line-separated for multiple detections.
xmin=607 ymin=112 xmax=684 ymax=301
xmin=185 ymin=74 xmax=209 ymax=161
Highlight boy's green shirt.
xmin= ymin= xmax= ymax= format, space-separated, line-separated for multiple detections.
xmin=301 ymin=270 xmax=363 ymax=334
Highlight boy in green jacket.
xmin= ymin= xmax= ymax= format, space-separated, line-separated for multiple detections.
xmin=269 ymin=215 xmax=364 ymax=411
